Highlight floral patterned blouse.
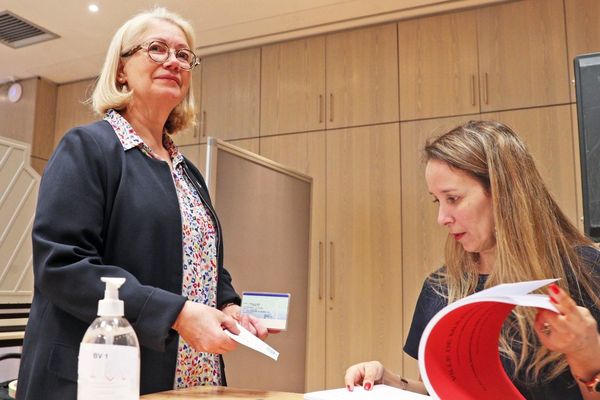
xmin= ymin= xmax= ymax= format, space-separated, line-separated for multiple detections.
xmin=104 ymin=109 xmax=222 ymax=388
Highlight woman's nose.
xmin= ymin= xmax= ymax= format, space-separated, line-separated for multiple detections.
xmin=437 ymin=206 xmax=452 ymax=226
xmin=162 ymin=51 xmax=181 ymax=70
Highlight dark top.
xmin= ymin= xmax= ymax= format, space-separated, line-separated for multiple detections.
xmin=16 ymin=120 xmax=241 ymax=400
xmin=404 ymin=246 xmax=600 ymax=400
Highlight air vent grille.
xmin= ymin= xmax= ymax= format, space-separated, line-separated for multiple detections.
xmin=0 ymin=10 xmax=59 ymax=49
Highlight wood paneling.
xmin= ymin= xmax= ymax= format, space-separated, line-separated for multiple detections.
xmin=261 ymin=37 xmax=326 ymax=136
xmin=53 ymin=79 xmax=97 ymax=146
xmin=326 ymin=24 xmax=399 ymax=129
xmin=200 ymin=49 xmax=260 ymax=141
xmin=325 ymin=123 xmax=402 ymax=387
xmin=0 ymin=78 xmax=37 ymax=145
xmin=32 ymin=78 xmax=57 ymax=160
xmin=565 ymin=0 xmax=600 ymax=101
xmin=398 ymin=10 xmax=479 ymax=120
xmin=260 ymin=131 xmax=327 ymax=391
xmin=477 ymin=0 xmax=569 ymax=111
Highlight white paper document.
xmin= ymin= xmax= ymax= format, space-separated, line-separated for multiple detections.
xmin=304 ymin=384 xmax=430 ymax=399
xmin=224 ymin=322 xmax=279 ymax=360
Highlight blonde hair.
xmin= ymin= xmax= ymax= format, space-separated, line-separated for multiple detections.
xmin=91 ymin=7 xmax=196 ymax=134
xmin=424 ymin=120 xmax=598 ymax=383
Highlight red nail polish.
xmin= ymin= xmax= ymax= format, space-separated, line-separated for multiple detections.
xmin=364 ymin=383 xmax=372 ymax=391
xmin=549 ymin=283 xmax=560 ymax=295
xmin=550 ymin=296 xmax=558 ymax=304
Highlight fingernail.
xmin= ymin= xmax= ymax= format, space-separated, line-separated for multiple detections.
xmin=346 ymin=385 xmax=352 ymax=392
xmin=550 ymin=296 xmax=558 ymax=304
xmin=549 ymin=283 xmax=560 ymax=295
xmin=364 ymin=383 xmax=372 ymax=391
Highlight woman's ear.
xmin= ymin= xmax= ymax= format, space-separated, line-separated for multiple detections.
xmin=117 ymin=62 xmax=127 ymax=85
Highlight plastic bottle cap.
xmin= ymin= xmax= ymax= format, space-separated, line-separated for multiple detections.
xmin=98 ymin=277 xmax=125 ymax=316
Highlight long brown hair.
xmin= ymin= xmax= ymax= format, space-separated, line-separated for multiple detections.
xmin=424 ymin=120 xmax=598 ymax=382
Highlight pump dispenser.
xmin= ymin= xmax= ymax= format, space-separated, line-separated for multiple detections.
xmin=77 ymin=277 xmax=140 ymax=400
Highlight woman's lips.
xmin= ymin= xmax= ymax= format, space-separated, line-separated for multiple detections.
xmin=156 ymin=75 xmax=181 ymax=86
xmin=453 ymin=233 xmax=465 ymax=241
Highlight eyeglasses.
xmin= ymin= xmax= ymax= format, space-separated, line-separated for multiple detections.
xmin=121 ymin=40 xmax=200 ymax=70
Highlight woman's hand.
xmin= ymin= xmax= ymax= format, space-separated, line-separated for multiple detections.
xmin=172 ymin=301 xmax=239 ymax=353
xmin=221 ymin=304 xmax=269 ymax=340
xmin=535 ymin=283 xmax=600 ymax=379
xmin=344 ymin=361 xmax=385 ymax=391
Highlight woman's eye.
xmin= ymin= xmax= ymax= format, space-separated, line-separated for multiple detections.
xmin=176 ymin=50 xmax=192 ymax=63
xmin=148 ymin=43 xmax=167 ymax=53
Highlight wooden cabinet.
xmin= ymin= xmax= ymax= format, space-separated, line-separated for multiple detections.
xmin=399 ymin=0 xmax=570 ymax=120
xmin=53 ymin=79 xmax=96 ymax=147
xmin=325 ymin=123 xmax=402 ymax=387
xmin=200 ymin=48 xmax=260 ymax=141
xmin=399 ymin=116 xmax=478 ymax=379
xmin=482 ymin=105 xmax=578 ymax=225
xmin=261 ymin=37 xmax=326 ymax=136
xmin=326 ymin=24 xmax=399 ymax=129
xmin=477 ymin=0 xmax=569 ymax=112
xmin=261 ymin=125 xmax=402 ymax=389
xmin=260 ymin=23 xmax=398 ymax=136
xmin=565 ymin=0 xmax=600 ymax=101
xmin=398 ymin=11 xmax=479 ymax=120
xmin=259 ymin=132 xmax=327 ymax=391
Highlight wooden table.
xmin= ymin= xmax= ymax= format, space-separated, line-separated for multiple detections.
xmin=141 ymin=386 xmax=304 ymax=399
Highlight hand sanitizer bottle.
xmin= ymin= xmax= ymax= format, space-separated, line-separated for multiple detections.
xmin=77 ymin=277 xmax=140 ymax=400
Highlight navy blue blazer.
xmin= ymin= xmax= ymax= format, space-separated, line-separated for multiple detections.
xmin=17 ymin=120 xmax=240 ymax=399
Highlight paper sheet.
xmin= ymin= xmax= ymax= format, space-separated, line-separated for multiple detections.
xmin=304 ymin=384 xmax=430 ymax=399
xmin=224 ymin=322 xmax=279 ymax=360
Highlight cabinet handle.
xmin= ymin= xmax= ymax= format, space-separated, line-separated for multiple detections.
xmin=318 ymin=95 xmax=323 ymax=124
xmin=318 ymin=241 xmax=324 ymax=299
xmin=470 ymin=74 xmax=476 ymax=106
xmin=329 ymin=93 xmax=334 ymax=123
xmin=201 ymin=111 xmax=207 ymax=137
xmin=483 ymin=73 xmax=489 ymax=105
xmin=329 ymin=241 xmax=335 ymax=300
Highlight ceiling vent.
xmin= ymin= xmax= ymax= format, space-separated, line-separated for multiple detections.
xmin=0 ymin=10 xmax=59 ymax=49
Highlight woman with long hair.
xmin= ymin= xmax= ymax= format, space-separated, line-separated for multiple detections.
xmin=345 ymin=121 xmax=600 ymax=399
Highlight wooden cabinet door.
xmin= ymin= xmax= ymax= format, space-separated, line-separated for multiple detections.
xmin=325 ymin=123 xmax=402 ymax=387
xmin=54 ymin=79 xmax=96 ymax=147
xmin=477 ymin=0 xmax=569 ymax=112
xmin=398 ymin=10 xmax=479 ymax=120
xmin=399 ymin=115 xmax=479 ymax=380
xmin=565 ymin=0 xmax=600 ymax=102
xmin=261 ymin=37 xmax=326 ymax=136
xmin=326 ymin=24 xmax=399 ymax=129
xmin=171 ymin=66 xmax=203 ymax=146
xmin=260 ymin=132 xmax=327 ymax=391
xmin=200 ymin=48 xmax=260 ymax=141
xmin=482 ymin=105 xmax=578 ymax=225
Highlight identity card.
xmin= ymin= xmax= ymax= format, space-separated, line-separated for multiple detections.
xmin=241 ymin=292 xmax=290 ymax=330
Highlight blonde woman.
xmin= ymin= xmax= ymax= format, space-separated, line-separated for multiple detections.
xmin=345 ymin=121 xmax=600 ymax=399
xmin=17 ymin=8 xmax=266 ymax=399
